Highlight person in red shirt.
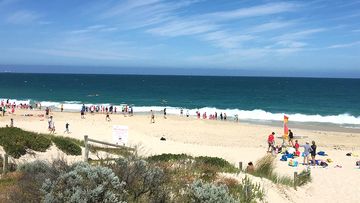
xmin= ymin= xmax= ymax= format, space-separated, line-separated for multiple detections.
xmin=267 ymin=132 xmax=275 ymax=152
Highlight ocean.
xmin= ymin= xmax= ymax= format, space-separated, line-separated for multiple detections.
xmin=1 ymin=73 xmax=360 ymax=126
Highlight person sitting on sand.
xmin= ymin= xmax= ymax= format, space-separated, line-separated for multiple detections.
xmin=245 ymin=162 xmax=255 ymax=174
xmin=267 ymin=132 xmax=275 ymax=152
xmin=302 ymin=141 xmax=312 ymax=165
xmin=150 ymin=110 xmax=155 ymax=123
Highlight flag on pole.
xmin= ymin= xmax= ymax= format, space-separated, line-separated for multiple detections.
xmin=284 ymin=115 xmax=289 ymax=140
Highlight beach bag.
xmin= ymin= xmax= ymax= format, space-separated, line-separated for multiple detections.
xmin=320 ymin=161 xmax=328 ymax=167
xmin=280 ymin=155 xmax=287 ymax=161
xmin=318 ymin=151 xmax=326 ymax=156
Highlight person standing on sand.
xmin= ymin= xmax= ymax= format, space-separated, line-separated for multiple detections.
xmin=61 ymin=104 xmax=64 ymax=112
xmin=64 ymin=123 xmax=70 ymax=134
xmin=10 ymin=118 xmax=14 ymax=127
xmin=163 ymin=108 xmax=167 ymax=119
xmin=311 ymin=141 xmax=317 ymax=166
xmin=267 ymin=132 xmax=275 ymax=152
xmin=180 ymin=108 xmax=183 ymax=116
xmin=302 ymin=141 xmax=312 ymax=165
xmin=150 ymin=110 xmax=155 ymax=123
xmin=186 ymin=110 xmax=190 ymax=117
xmin=288 ymin=129 xmax=294 ymax=146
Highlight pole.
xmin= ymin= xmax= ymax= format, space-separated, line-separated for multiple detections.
xmin=294 ymin=172 xmax=298 ymax=190
xmin=239 ymin=162 xmax=243 ymax=171
xmin=3 ymin=154 xmax=8 ymax=175
xmin=84 ymin=135 xmax=89 ymax=162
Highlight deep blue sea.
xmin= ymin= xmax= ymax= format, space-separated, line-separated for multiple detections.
xmin=1 ymin=73 xmax=359 ymax=125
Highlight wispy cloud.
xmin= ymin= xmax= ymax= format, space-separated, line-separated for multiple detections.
xmin=273 ymin=28 xmax=325 ymax=41
xmin=202 ymin=2 xmax=297 ymax=21
xmin=69 ymin=24 xmax=118 ymax=34
xmin=6 ymin=10 xmax=41 ymax=24
xmin=327 ymin=41 xmax=360 ymax=49
xmin=247 ymin=21 xmax=295 ymax=33
xmin=147 ymin=19 xmax=217 ymax=37
xmin=202 ymin=31 xmax=253 ymax=49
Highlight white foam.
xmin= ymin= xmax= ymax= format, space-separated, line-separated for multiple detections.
xmin=1 ymin=98 xmax=360 ymax=125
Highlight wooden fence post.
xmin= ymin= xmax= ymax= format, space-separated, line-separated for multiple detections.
xmin=239 ymin=161 xmax=243 ymax=171
xmin=3 ymin=154 xmax=8 ymax=175
xmin=294 ymin=172 xmax=298 ymax=190
xmin=84 ymin=135 xmax=89 ymax=162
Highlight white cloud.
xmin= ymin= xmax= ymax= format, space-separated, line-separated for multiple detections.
xmin=203 ymin=2 xmax=297 ymax=21
xmin=147 ymin=20 xmax=217 ymax=37
xmin=202 ymin=31 xmax=253 ymax=49
xmin=327 ymin=41 xmax=360 ymax=49
xmin=247 ymin=21 xmax=294 ymax=33
xmin=6 ymin=10 xmax=40 ymax=24
xmin=273 ymin=28 xmax=325 ymax=41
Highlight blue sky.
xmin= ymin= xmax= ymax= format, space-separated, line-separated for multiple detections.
xmin=0 ymin=0 xmax=359 ymax=76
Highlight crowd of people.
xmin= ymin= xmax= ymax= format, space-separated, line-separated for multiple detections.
xmin=267 ymin=131 xmax=317 ymax=166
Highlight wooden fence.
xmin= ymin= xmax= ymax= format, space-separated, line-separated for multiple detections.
xmin=83 ymin=135 xmax=134 ymax=162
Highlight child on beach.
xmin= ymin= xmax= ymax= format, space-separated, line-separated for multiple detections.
xmin=106 ymin=113 xmax=111 ymax=122
xmin=64 ymin=123 xmax=70 ymax=134
xmin=267 ymin=132 xmax=275 ymax=152
xmin=150 ymin=110 xmax=155 ymax=123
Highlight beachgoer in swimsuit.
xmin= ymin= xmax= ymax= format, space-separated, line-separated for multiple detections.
xmin=311 ymin=141 xmax=317 ymax=166
xmin=64 ymin=123 xmax=70 ymax=134
xmin=163 ymin=108 xmax=167 ymax=119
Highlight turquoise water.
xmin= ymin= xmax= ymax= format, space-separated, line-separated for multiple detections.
xmin=0 ymin=73 xmax=359 ymax=124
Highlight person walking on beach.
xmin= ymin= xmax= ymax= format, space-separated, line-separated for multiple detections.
xmin=106 ymin=113 xmax=111 ymax=122
xmin=45 ymin=107 xmax=49 ymax=117
xmin=81 ymin=109 xmax=85 ymax=119
xmin=311 ymin=141 xmax=317 ymax=166
xmin=61 ymin=104 xmax=64 ymax=112
xmin=180 ymin=108 xmax=183 ymax=116
xmin=302 ymin=141 xmax=312 ymax=165
xmin=163 ymin=108 xmax=167 ymax=119
xmin=150 ymin=110 xmax=155 ymax=123
xmin=64 ymin=123 xmax=70 ymax=134
xmin=267 ymin=132 xmax=275 ymax=152
xmin=288 ymin=129 xmax=294 ymax=146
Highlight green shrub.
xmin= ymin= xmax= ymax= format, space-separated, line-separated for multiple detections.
xmin=188 ymin=180 xmax=237 ymax=203
xmin=147 ymin=153 xmax=193 ymax=162
xmin=0 ymin=127 xmax=52 ymax=158
xmin=41 ymin=162 xmax=126 ymax=203
xmin=195 ymin=156 xmax=239 ymax=173
xmin=253 ymin=155 xmax=295 ymax=187
xmin=111 ymin=156 xmax=167 ymax=202
xmin=52 ymin=136 xmax=82 ymax=156
xmin=297 ymin=169 xmax=311 ymax=186
xmin=231 ymin=176 xmax=265 ymax=203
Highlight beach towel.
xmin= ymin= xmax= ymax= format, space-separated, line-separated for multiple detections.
xmin=280 ymin=155 xmax=287 ymax=161
xmin=286 ymin=153 xmax=294 ymax=159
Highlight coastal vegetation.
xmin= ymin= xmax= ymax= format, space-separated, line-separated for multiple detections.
xmin=0 ymin=127 xmax=310 ymax=202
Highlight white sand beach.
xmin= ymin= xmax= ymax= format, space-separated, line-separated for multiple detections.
xmin=1 ymin=109 xmax=360 ymax=202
